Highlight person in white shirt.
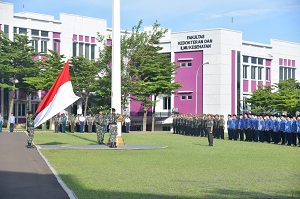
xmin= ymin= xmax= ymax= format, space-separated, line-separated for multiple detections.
xmin=125 ymin=115 xmax=131 ymax=133
xmin=9 ymin=113 xmax=16 ymax=132
xmin=79 ymin=114 xmax=86 ymax=133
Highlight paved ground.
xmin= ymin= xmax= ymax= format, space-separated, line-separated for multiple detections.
xmin=0 ymin=130 xmax=72 ymax=199
xmin=38 ymin=144 xmax=168 ymax=150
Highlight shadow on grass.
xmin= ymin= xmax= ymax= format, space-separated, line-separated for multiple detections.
xmin=60 ymin=174 xmax=300 ymax=199
xmin=39 ymin=141 xmax=68 ymax=145
xmin=65 ymin=133 xmax=98 ymax=144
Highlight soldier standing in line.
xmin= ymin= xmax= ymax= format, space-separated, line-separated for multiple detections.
xmin=219 ymin=115 xmax=225 ymax=139
xmin=60 ymin=113 xmax=67 ymax=133
xmin=206 ymin=114 xmax=214 ymax=146
xmin=108 ymin=108 xmax=120 ymax=148
xmin=26 ymin=111 xmax=35 ymax=148
xmin=95 ymin=110 xmax=106 ymax=144
xmin=214 ymin=114 xmax=220 ymax=139
xmin=203 ymin=114 xmax=208 ymax=137
xmin=68 ymin=114 xmax=76 ymax=133
xmin=87 ymin=113 xmax=93 ymax=133
xmin=53 ymin=114 xmax=59 ymax=133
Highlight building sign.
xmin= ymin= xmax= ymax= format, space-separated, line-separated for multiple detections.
xmin=177 ymin=35 xmax=213 ymax=50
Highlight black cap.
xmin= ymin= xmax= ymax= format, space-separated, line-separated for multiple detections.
xmin=28 ymin=111 xmax=33 ymax=114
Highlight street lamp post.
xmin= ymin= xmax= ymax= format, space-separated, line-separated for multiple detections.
xmin=195 ymin=62 xmax=209 ymax=114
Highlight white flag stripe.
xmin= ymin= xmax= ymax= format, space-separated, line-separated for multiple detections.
xmin=34 ymin=81 xmax=79 ymax=128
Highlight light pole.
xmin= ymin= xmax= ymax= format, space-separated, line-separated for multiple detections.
xmin=195 ymin=62 xmax=209 ymax=114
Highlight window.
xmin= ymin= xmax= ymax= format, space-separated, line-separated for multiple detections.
xmin=279 ymin=67 xmax=283 ymax=80
xmin=258 ymin=58 xmax=263 ymax=65
xmin=41 ymin=31 xmax=48 ymax=37
xmin=31 ymin=29 xmax=39 ymax=36
xmin=13 ymin=27 xmax=17 ymax=33
xmin=251 ymin=57 xmax=257 ymax=64
xmin=251 ymin=66 xmax=256 ymax=79
xmin=41 ymin=40 xmax=47 ymax=52
xmin=91 ymin=45 xmax=95 ymax=60
xmin=243 ymin=65 xmax=248 ymax=78
xmin=292 ymin=68 xmax=295 ymax=79
xmin=288 ymin=68 xmax=291 ymax=79
xmin=72 ymin=43 xmax=77 ymax=57
xmin=243 ymin=56 xmax=249 ymax=63
xmin=266 ymin=68 xmax=270 ymax=81
xmin=258 ymin=67 xmax=262 ymax=80
xmin=180 ymin=62 xmax=186 ymax=67
xmin=79 ymin=43 xmax=83 ymax=55
xmin=85 ymin=44 xmax=90 ymax=59
xmin=19 ymin=28 xmax=27 ymax=34
xmin=162 ymin=126 xmax=171 ymax=131
xmin=181 ymin=96 xmax=186 ymax=100
xmin=187 ymin=62 xmax=192 ymax=67
xmin=163 ymin=96 xmax=171 ymax=110
xmin=18 ymin=103 xmax=26 ymax=116
xmin=284 ymin=67 xmax=287 ymax=80
xmin=32 ymin=39 xmax=38 ymax=52
xmin=53 ymin=41 xmax=58 ymax=52
xmin=4 ymin=25 xmax=9 ymax=37
xmin=187 ymin=96 xmax=192 ymax=100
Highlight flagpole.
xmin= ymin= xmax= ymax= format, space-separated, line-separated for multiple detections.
xmin=112 ymin=0 xmax=124 ymax=145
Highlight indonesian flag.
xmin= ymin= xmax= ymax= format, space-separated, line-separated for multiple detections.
xmin=34 ymin=60 xmax=80 ymax=128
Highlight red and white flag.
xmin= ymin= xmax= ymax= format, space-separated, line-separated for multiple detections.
xmin=34 ymin=60 xmax=80 ymax=128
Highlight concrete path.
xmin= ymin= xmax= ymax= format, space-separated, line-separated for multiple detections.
xmin=0 ymin=130 xmax=71 ymax=199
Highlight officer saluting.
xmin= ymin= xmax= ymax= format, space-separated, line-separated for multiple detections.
xmin=27 ymin=111 xmax=35 ymax=148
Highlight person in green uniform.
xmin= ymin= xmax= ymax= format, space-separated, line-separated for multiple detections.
xmin=206 ymin=114 xmax=214 ymax=146
xmin=108 ymin=108 xmax=120 ymax=148
xmin=95 ymin=110 xmax=106 ymax=144
xmin=87 ymin=113 xmax=93 ymax=133
xmin=53 ymin=114 xmax=59 ymax=133
xmin=27 ymin=111 xmax=35 ymax=148
xmin=68 ymin=114 xmax=76 ymax=133
xmin=60 ymin=113 xmax=67 ymax=133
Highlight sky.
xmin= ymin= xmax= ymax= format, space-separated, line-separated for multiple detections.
xmin=4 ymin=0 xmax=300 ymax=44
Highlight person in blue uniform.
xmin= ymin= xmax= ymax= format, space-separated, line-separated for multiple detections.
xmin=291 ymin=116 xmax=297 ymax=146
xmin=237 ymin=114 xmax=244 ymax=141
xmin=232 ymin=114 xmax=239 ymax=141
xmin=244 ymin=114 xmax=249 ymax=141
xmin=264 ymin=115 xmax=272 ymax=143
xmin=60 ymin=113 xmax=67 ymax=133
xmin=280 ymin=115 xmax=287 ymax=145
xmin=273 ymin=115 xmax=280 ymax=144
xmin=285 ymin=116 xmax=292 ymax=146
xmin=227 ymin=114 xmax=233 ymax=140
xmin=296 ymin=115 xmax=300 ymax=147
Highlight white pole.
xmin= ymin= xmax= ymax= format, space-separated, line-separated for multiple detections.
xmin=195 ymin=62 xmax=209 ymax=114
xmin=112 ymin=0 xmax=122 ymax=136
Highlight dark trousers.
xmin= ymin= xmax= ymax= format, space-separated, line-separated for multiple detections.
xmin=233 ymin=129 xmax=238 ymax=140
xmin=286 ymin=133 xmax=292 ymax=145
xmin=228 ymin=129 xmax=232 ymax=140
xmin=253 ymin=130 xmax=259 ymax=142
xmin=273 ymin=131 xmax=279 ymax=144
xmin=281 ymin=131 xmax=286 ymax=144
xmin=10 ymin=123 xmax=14 ymax=132
xmin=265 ymin=131 xmax=271 ymax=143
xmin=80 ymin=121 xmax=84 ymax=133
xmin=126 ymin=123 xmax=130 ymax=133
xmin=259 ymin=130 xmax=264 ymax=142
xmin=207 ymin=128 xmax=213 ymax=146
xmin=292 ymin=133 xmax=297 ymax=146
xmin=61 ymin=122 xmax=66 ymax=133
xmin=239 ymin=129 xmax=244 ymax=141
xmin=298 ymin=133 xmax=300 ymax=146
xmin=220 ymin=127 xmax=224 ymax=139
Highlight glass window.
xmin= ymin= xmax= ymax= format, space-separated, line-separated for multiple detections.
xmin=13 ymin=27 xmax=17 ymax=33
xmin=187 ymin=96 xmax=192 ymax=100
xmin=18 ymin=103 xmax=26 ymax=116
xmin=41 ymin=40 xmax=47 ymax=53
xmin=180 ymin=62 xmax=186 ymax=67
xmin=284 ymin=67 xmax=287 ymax=80
xmin=292 ymin=68 xmax=295 ymax=79
xmin=91 ymin=45 xmax=95 ymax=60
xmin=19 ymin=28 xmax=27 ymax=34
xmin=258 ymin=58 xmax=263 ymax=65
xmin=266 ymin=68 xmax=270 ymax=81
xmin=4 ymin=25 xmax=9 ymax=37
xmin=79 ymin=43 xmax=83 ymax=55
xmin=243 ymin=56 xmax=249 ymax=63
xmin=31 ymin=29 xmax=39 ymax=36
xmin=85 ymin=44 xmax=90 ymax=59
xmin=187 ymin=62 xmax=192 ymax=67
xmin=251 ymin=66 xmax=256 ymax=79
xmin=72 ymin=43 xmax=77 ymax=57
xmin=181 ymin=96 xmax=186 ymax=100
xmin=251 ymin=57 xmax=257 ymax=64
xmin=279 ymin=67 xmax=283 ymax=80
xmin=243 ymin=65 xmax=248 ymax=79
xmin=258 ymin=67 xmax=262 ymax=80
xmin=288 ymin=68 xmax=291 ymax=79
xmin=163 ymin=96 xmax=171 ymax=110
xmin=41 ymin=31 xmax=48 ymax=37
xmin=32 ymin=39 xmax=38 ymax=52
xmin=53 ymin=41 xmax=58 ymax=52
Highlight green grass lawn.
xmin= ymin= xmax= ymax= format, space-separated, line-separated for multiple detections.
xmin=34 ymin=132 xmax=300 ymax=199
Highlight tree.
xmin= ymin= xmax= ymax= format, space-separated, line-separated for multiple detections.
xmin=70 ymin=56 xmax=99 ymax=116
xmin=246 ymin=85 xmax=274 ymax=114
xmin=272 ymin=79 xmax=300 ymax=115
xmin=0 ymin=32 xmax=39 ymax=126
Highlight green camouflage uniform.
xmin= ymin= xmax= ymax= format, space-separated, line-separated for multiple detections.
xmin=69 ymin=115 xmax=75 ymax=133
xmin=53 ymin=115 xmax=59 ymax=133
xmin=87 ymin=115 xmax=93 ymax=133
xmin=27 ymin=115 xmax=34 ymax=147
xmin=107 ymin=113 xmax=120 ymax=148
xmin=95 ymin=114 xmax=106 ymax=144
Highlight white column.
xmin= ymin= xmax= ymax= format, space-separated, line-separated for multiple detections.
xmin=112 ymin=0 xmax=122 ymax=136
